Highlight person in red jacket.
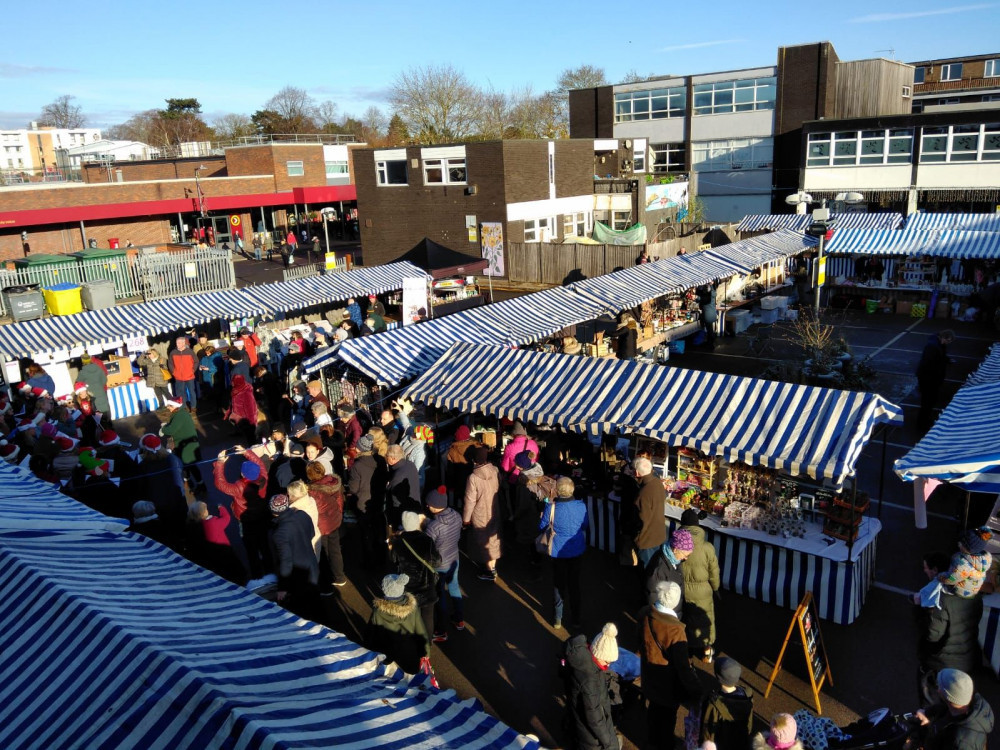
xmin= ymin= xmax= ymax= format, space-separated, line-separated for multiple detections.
xmin=306 ymin=460 xmax=347 ymax=592
xmin=168 ymin=336 xmax=199 ymax=410
xmin=213 ymin=447 xmax=271 ymax=578
xmin=238 ymin=327 xmax=262 ymax=369
xmin=224 ymin=374 xmax=259 ymax=445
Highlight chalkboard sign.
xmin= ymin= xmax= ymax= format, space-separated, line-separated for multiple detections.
xmin=764 ymin=592 xmax=833 ymax=713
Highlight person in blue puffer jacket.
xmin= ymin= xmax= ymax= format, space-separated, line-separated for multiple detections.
xmin=541 ymin=476 xmax=588 ymax=630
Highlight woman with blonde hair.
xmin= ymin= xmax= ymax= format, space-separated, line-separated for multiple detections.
xmin=368 ymin=425 xmax=389 ymax=458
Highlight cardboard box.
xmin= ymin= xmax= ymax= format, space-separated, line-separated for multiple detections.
xmin=896 ymin=300 xmax=913 ymax=315
xmin=104 ymin=355 xmax=135 ymax=388
xmin=643 ymin=324 xmax=654 ymax=339
xmin=935 ymin=299 xmax=950 ymax=319
xmin=479 ymin=430 xmax=497 ymax=449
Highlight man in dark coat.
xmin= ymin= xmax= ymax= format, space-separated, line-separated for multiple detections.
xmin=915 ymin=669 xmax=994 ymax=750
xmin=269 ymin=493 xmax=319 ymax=619
xmin=386 ymin=443 xmax=421 ymax=528
xmin=632 ymin=457 xmax=667 ymax=568
xmin=918 ymin=582 xmax=984 ymax=679
xmin=390 ymin=510 xmax=442 ymax=642
xmin=563 ymin=633 xmax=619 ymax=750
xmin=348 ymin=434 xmax=389 ymax=569
xmin=916 ymin=330 xmax=954 ymax=433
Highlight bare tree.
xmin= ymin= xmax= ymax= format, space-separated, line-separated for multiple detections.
xmin=512 ymin=91 xmax=567 ymax=139
xmin=263 ymin=86 xmax=318 ymax=132
xmin=213 ymin=113 xmax=254 ymax=140
xmin=361 ymin=106 xmax=388 ymax=144
xmin=315 ymin=100 xmax=340 ymax=130
xmin=389 ymin=64 xmax=483 ymax=143
xmin=105 ymin=110 xmax=159 ymax=144
xmin=621 ymin=69 xmax=657 ymax=83
xmin=557 ymin=64 xmax=608 ymax=94
xmin=38 ymin=95 xmax=86 ymax=128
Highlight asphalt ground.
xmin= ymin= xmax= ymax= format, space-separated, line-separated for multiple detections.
xmin=109 ymin=305 xmax=1000 ymax=749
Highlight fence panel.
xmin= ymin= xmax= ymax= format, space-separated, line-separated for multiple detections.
xmin=138 ymin=249 xmax=235 ymax=301
xmin=283 ymin=263 xmax=322 ymax=281
xmin=506 ymin=243 xmax=541 ymax=284
xmin=575 ymin=245 xmax=607 ymax=279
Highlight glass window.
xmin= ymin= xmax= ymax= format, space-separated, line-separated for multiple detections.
xmin=986 ymin=60 xmax=999 ymax=78
xmin=920 ymin=127 xmax=948 ymax=162
xmin=286 ymin=160 xmax=304 ymax=176
xmin=860 ymin=130 xmax=886 ymax=164
xmin=563 ymin=212 xmax=588 ymax=237
xmin=833 ymin=132 xmax=858 ymax=165
xmin=914 ymin=66 xmax=925 ymax=84
xmin=887 ymin=129 xmax=913 ymax=163
xmin=950 ymin=125 xmax=980 ymax=161
xmin=614 ymin=87 xmax=686 ymax=122
xmin=422 ymin=157 xmax=466 ymax=185
xmin=691 ymin=77 xmax=776 ymax=116
xmin=650 ymin=142 xmax=685 ymax=172
xmin=376 ymin=159 xmax=407 ymax=185
xmin=612 ymin=211 xmax=632 ymax=230
xmin=523 ymin=217 xmax=553 ymax=243
xmin=983 ymin=123 xmax=1000 ymax=160
xmin=902 ymin=85 xmax=911 ymax=98
xmin=941 ymin=63 xmax=963 ymax=81
xmin=807 ymin=133 xmax=831 ymax=166
xmin=325 ymin=161 xmax=349 ymax=176
xmin=692 ymin=137 xmax=773 ymax=170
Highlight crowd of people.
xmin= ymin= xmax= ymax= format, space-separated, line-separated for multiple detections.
xmin=2 ymin=319 xmax=996 ymax=750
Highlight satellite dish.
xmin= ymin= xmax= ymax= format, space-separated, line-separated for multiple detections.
xmin=785 ymin=191 xmax=813 ymax=206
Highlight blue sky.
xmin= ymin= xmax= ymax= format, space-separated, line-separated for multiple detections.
xmin=2 ymin=0 xmax=998 ymax=129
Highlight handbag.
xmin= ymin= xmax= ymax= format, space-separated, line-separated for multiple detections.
xmin=535 ymin=501 xmax=557 ymax=556
xmin=160 ymin=366 xmax=172 ymax=382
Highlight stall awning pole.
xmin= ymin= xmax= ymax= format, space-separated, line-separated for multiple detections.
xmin=963 ymin=490 xmax=971 ymax=532
xmin=877 ymin=427 xmax=888 ymax=520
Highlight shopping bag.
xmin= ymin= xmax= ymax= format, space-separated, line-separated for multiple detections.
xmin=535 ymin=502 xmax=556 ymax=555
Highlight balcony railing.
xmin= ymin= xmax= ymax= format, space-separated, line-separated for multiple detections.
xmin=914 ymin=76 xmax=1000 ymax=93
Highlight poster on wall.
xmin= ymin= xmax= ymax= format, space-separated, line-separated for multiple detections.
xmin=401 ymin=277 xmax=428 ymax=326
xmin=480 ymin=222 xmax=504 ymax=277
xmin=644 ymin=182 xmax=689 ymax=212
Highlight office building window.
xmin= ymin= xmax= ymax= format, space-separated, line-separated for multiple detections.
xmin=286 ymin=160 xmax=304 ymax=176
xmin=563 ymin=212 xmax=589 ymax=237
xmin=940 ymin=63 xmax=963 ymax=81
xmin=650 ymin=142 xmax=685 ymax=172
xmin=325 ymin=161 xmax=349 ymax=176
xmin=888 ymin=129 xmax=914 ymax=162
xmin=950 ymin=125 xmax=980 ymax=162
xmin=692 ymin=137 xmax=773 ymax=171
xmin=986 ymin=60 xmax=999 ymax=78
xmin=692 ymin=77 xmax=776 ymax=116
xmin=983 ymin=123 xmax=1000 ymax=160
xmin=920 ymin=127 xmax=949 ymax=162
xmin=916 ymin=124 xmax=1000 ymax=163
xmin=376 ymin=159 xmax=407 ymax=185
xmin=808 ymin=129 xmax=913 ymax=166
xmin=423 ymin=157 xmax=466 ymax=185
xmin=523 ymin=217 xmax=554 ymax=243
xmin=914 ymin=67 xmax=926 ymax=84
xmin=614 ymin=87 xmax=686 ymax=122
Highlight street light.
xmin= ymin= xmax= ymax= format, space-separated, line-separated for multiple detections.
xmin=320 ymin=207 xmax=337 ymax=270
xmin=785 ymin=191 xmax=864 ymax=315
xmin=194 ymin=165 xmax=207 ymax=218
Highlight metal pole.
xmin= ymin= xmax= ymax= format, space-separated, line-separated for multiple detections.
xmin=178 ymin=212 xmax=186 ymax=243
xmin=79 ymin=220 xmax=88 ymax=249
xmin=877 ymin=427 xmax=888 ymax=520
xmin=962 ymin=490 xmax=970 ymax=532
xmin=813 ymin=230 xmax=825 ymax=317
xmin=323 ymin=215 xmax=330 ymax=267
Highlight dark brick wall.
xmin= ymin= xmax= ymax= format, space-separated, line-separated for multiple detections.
xmin=83 ymin=156 xmax=226 ymax=183
xmin=358 ymin=143 xmax=509 ymax=268
xmin=569 ymin=86 xmax=614 ymax=138
xmin=502 ymin=141 xmax=551 ymax=203
xmin=555 ymin=140 xmax=595 ymax=198
xmin=0 ymin=218 xmax=171 ymax=261
xmin=225 ymin=146 xmax=277 ymax=178
xmin=271 ymin=145 xmax=325 ymax=192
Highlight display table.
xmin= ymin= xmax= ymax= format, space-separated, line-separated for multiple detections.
xmin=583 ymin=495 xmax=880 ymax=625
xmin=980 ymin=593 xmax=1000 ymax=677
xmin=637 ymin=321 xmax=701 ymax=351
xmin=108 ymin=380 xmax=160 ymax=421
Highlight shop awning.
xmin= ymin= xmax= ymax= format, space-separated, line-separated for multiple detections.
xmin=405 ymin=343 xmax=902 ymax=488
xmin=306 ymin=230 xmax=817 ymax=383
xmin=0 ymin=463 xmax=537 ymax=750
xmin=904 ymin=212 xmax=1000 ymax=232
xmin=966 ymin=343 xmax=1000 ymax=387
xmin=392 ymin=239 xmax=489 ymax=279
xmin=240 ymin=262 xmax=430 ymax=313
xmin=824 ymin=229 xmax=1000 ymax=259
xmin=0 ymin=464 xmax=127 ymax=532
xmin=895 ymin=382 xmax=1000 ymax=492
xmin=736 ymin=213 xmax=903 ymax=232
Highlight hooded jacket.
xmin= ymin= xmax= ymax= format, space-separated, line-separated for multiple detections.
xmin=541 ymin=497 xmax=588 ymax=558
xmin=922 ymin=693 xmax=994 ymax=750
xmin=308 ymin=473 xmax=344 ymax=534
xmin=918 ymin=592 xmax=985 ymax=674
xmin=563 ymin=634 xmax=619 ymax=750
xmin=638 ymin=605 xmax=703 ymax=707
xmin=391 ymin=530 xmax=441 ymax=606
xmin=224 ymin=375 xmax=258 ymax=425
xmin=681 ymin=523 xmax=720 ymax=647
xmin=701 ymin=685 xmax=754 ymax=750
xmin=365 ymin=593 xmax=430 ymax=674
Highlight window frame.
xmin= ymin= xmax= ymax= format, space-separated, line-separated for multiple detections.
xmin=613 ymin=87 xmax=686 ymax=123
xmin=940 ymin=63 xmax=963 ymax=81
xmin=563 ymin=212 xmax=589 ymax=238
xmin=986 ymin=59 xmax=1000 ymax=78
xmin=523 ymin=217 xmax=555 ymax=243
xmin=422 ymin=156 xmax=467 ymax=185
xmin=807 ymin=129 xmax=914 ymax=167
xmin=692 ymin=137 xmax=773 ymax=171
xmin=286 ymin=160 xmax=304 ymax=177
xmin=914 ymin=66 xmax=926 ymax=84
xmin=692 ymin=77 xmax=776 ymax=116
xmin=376 ymin=159 xmax=408 ymax=186
xmin=611 ymin=210 xmax=632 ymax=231
xmin=650 ymin=142 xmax=685 ymax=173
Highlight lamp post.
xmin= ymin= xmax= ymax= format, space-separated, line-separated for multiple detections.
xmin=194 ymin=165 xmax=207 ymax=218
xmin=785 ymin=191 xmax=864 ymax=316
xmin=320 ymin=207 xmax=336 ymax=271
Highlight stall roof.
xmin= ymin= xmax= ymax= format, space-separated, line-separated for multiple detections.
xmin=965 ymin=343 xmax=1000 ymax=387
xmin=824 ymin=229 xmax=1000 ymax=259
xmin=0 ymin=463 xmax=536 ymax=750
xmin=305 ymin=230 xmax=816 ymax=383
xmin=904 ymin=212 xmax=1000 ymax=232
xmin=240 ymin=261 xmax=430 ymax=313
xmin=895 ymin=381 xmax=1000 ymax=492
xmin=735 ymin=213 xmax=904 ymax=232
xmin=393 ymin=239 xmax=489 ymax=279
xmin=0 ymin=264 xmax=426 ymax=361
xmin=0 ymin=464 xmax=127 ymax=532
xmin=404 ymin=343 xmax=902 ymax=488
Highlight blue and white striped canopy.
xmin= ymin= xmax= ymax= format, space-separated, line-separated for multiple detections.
xmin=308 ymin=230 xmax=817 ymax=383
xmin=736 ymin=213 xmax=904 ymax=232
xmin=241 ymin=262 xmax=429 ymax=313
xmin=404 ymin=343 xmax=902 ymax=488
xmin=905 ymin=212 xmax=1000 ymax=232
xmin=0 ymin=464 xmax=536 ymax=750
xmin=895 ymin=382 xmax=1000 ymax=492
xmin=966 ymin=343 xmax=1000 ymax=387
xmin=824 ymin=228 xmax=1000 ymax=259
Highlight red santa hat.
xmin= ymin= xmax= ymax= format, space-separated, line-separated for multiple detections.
xmin=55 ymin=435 xmax=79 ymax=452
xmin=98 ymin=429 xmax=120 ymax=447
xmin=89 ymin=459 xmax=111 ymax=476
xmin=139 ymin=434 xmax=162 ymax=452
xmin=17 ymin=382 xmax=31 ymax=393
xmin=30 ymin=387 xmax=49 ymax=398
xmin=30 ymin=412 xmax=46 ymax=426
xmin=0 ymin=440 xmax=20 ymax=463
xmin=164 ymin=397 xmax=183 ymax=409
xmin=74 ymin=382 xmax=90 ymax=394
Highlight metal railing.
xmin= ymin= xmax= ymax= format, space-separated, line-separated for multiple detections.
xmin=2 ymin=167 xmax=83 ymax=186
xmin=281 ymin=255 xmax=353 ymax=281
xmin=147 ymin=133 xmax=359 ymax=161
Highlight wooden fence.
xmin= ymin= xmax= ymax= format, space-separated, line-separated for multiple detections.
xmin=506 ymin=240 xmax=683 ymax=285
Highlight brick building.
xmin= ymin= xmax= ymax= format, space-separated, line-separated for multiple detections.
xmin=355 ymin=139 xmax=657 ymax=269
xmin=0 ymin=140 xmax=360 ymax=261
xmin=909 ymin=53 xmax=1000 ymax=111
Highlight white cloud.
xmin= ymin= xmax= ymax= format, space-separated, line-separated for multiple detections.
xmin=848 ymin=4 xmax=993 ymax=23
xmin=659 ymin=39 xmax=744 ymax=52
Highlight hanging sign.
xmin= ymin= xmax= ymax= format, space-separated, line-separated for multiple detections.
xmin=402 ymin=277 xmax=428 ymax=326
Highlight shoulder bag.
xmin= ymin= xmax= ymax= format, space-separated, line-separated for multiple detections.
xmin=535 ymin=501 xmax=557 ymax=556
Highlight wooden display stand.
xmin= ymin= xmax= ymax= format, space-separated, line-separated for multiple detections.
xmin=764 ymin=592 xmax=833 ymax=713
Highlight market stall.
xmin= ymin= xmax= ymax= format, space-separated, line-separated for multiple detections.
xmin=405 ymin=342 xmax=901 ymax=624
xmin=388 ymin=238 xmax=487 ymax=317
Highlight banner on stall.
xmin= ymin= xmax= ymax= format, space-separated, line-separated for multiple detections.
xmin=480 ymin=222 xmax=504 ymax=277
xmin=126 ymin=335 xmax=149 ymax=354
xmin=402 ymin=277 xmax=428 ymax=326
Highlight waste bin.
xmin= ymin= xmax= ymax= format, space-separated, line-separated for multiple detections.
xmin=12 ymin=254 xmax=81 ymax=288
xmin=71 ymin=247 xmax=135 ymax=299
xmin=42 ymin=283 xmax=83 ymax=316
xmin=81 ymin=278 xmax=116 ymax=311
xmin=3 ymin=284 xmax=44 ymax=322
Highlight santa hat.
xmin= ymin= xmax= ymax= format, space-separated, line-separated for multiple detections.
xmin=89 ymin=459 xmax=111 ymax=477
xmin=0 ymin=440 xmax=20 ymax=463
xmin=164 ymin=397 xmax=183 ymax=409
xmin=55 ymin=435 xmax=79 ymax=452
xmin=30 ymin=412 xmax=46 ymax=427
xmin=17 ymin=382 xmax=31 ymax=394
xmin=139 ymin=434 xmax=162 ymax=452
xmin=31 ymin=387 xmax=49 ymax=398
xmin=98 ymin=430 xmax=120 ymax=447
xmin=40 ymin=422 xmax=59 ymax=439
xmin=74 ymin=382 xmax=90 ymax=395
